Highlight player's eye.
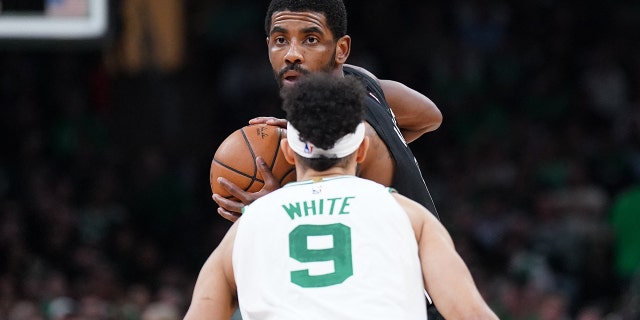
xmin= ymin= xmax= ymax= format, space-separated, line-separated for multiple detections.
xmin=274 ymin=36 xmax=287 ymax=45
xmin=306 ymin=36 xmax=319 ymax=44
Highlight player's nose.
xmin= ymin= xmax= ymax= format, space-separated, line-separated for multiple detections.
xmin=284 ymin=43 xmax=303 ymax=64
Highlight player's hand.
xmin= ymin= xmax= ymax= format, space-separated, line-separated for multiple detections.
xmin=212 ymin=193 xmax=243 ymax=221
xmin=249 ymin=117 xmax=288 ymax=128
xmin=212 ymin=156 xmax=284 ymax=222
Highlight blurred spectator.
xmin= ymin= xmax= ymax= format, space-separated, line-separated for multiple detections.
xmin=141 ymin=302 xmax=179 ymax=320
xmin=7 ymin=300 xmax=44 ymax=320
xmin=534 ymin=291 xmax=571 ymax=320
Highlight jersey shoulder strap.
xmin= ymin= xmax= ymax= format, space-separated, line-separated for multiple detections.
xmin=343 ymin=65 xmax=387 ymax=105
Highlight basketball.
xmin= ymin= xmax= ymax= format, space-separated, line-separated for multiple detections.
xmin=210 ymin=124 xmax=296 ymax=199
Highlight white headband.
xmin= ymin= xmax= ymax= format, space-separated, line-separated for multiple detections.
xmin=287 ymin=122 xmax=366 ymax=159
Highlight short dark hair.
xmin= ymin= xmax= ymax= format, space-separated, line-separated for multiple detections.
xmin=282 ymin=73 xmax=366 ymax=170
xmin=265 ymin=0 xmax=348 ymax=39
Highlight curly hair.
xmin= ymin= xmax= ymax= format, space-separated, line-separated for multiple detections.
xmin=264 ymin=0 xmax=347 ymax=39
xmin=281 ymin=73 xmax=366 ymax=170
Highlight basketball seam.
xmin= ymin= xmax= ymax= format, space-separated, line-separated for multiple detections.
xmin=240 ymin=127 xmax=262 ymax=191
xmin=212 ymin=158 xmax=256 ymax=180
xmin=280 ymin=167 xmax=296 ymax=184
xmin=270 ymin=127 xmax=282 ymax=170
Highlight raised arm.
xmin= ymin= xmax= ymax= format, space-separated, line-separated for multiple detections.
xmin=343 ymin=64 xmax=442 ymax=143
xmin=184 ymin=222 xmax=239 ymax=320
xmin=394 ymin=194 xmax=498 ymax=319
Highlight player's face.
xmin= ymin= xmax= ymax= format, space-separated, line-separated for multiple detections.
xmin=267 ymin=11 xmax=343 ymax=90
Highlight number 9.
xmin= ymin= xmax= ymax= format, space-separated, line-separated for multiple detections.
xmin=289 ymin=223 xmax=353 ymax=288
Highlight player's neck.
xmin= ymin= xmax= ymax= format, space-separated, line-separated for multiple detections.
xmin=298 ymin=167 xmax=355 ymax=182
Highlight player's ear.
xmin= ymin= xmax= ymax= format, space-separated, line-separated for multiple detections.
xmin=355 ymin=136 xmax=369 ymax=163
xmin=335 ymin=35 xmax=351 ymax=64
xmin=281 ymin=139 xmax=296 ymax=165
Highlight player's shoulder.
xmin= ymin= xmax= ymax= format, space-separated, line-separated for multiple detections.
xmin=391 ymin=191 xmax=435 ymax=221
xmin=344 ymin=64 xmax=380 ymax=82
xmin=347 ymin=176 xmax=394 ymax=194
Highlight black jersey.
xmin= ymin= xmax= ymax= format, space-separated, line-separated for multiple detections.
xmin=344 ymin=66 xmax=439 ymax=219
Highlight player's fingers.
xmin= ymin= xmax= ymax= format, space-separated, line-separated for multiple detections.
xmin=217 ymin=207 xmax=241 ymax=222
xmin=256 ymin=156 xmax=281 ymax=191
xmin=216 ymin=177 xmax=253 ymax=204
xmin=212 ymin=193 xmax=245 ymax=213
xmin=248 ymin=116 xmax=277 ymax=124
xmin=217 ymin=207 xmax=241 ymax=221
xmin=248 ymin=117 xmax=287 ymax=128
xmin=267 ymin=118 xmax=288 ymax=128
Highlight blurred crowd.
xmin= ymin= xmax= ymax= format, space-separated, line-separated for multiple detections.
xmin=1 ymin=0 xmax=639 ymax=319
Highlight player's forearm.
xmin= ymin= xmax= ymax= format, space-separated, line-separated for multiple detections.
xmin=420 ymin=221 xmax=497 ymax=319
xmin=185 ymin=266 xmax=237 ymax=320
xmin=427 ymin=270 xmax=498 ymax=320
xmin=436 ymin=280 xmax=498 ymax=320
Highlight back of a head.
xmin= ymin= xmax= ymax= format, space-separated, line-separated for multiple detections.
xmin=264 ymin=0 xmax=347 ymax=38
xmin=282 ymin=72 xmax=366 ymax=151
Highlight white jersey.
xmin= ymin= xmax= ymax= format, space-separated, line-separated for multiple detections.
xmin=233 ymin=176 xmax=427 ymax=320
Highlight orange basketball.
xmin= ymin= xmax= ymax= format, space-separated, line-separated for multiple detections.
xmin=210 ymin=124 xmax=296 ymax=199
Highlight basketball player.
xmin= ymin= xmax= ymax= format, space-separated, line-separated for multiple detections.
xmin=184 ymin=74 xmax=497 ymax=320
xmin=213 ymin=0 xmax=442 ymax=220
xmin=212 ymin=0 xmax=445 ymax=317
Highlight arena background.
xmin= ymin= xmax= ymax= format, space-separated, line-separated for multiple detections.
xmin=1 ymin=0 xmax=639 ymax=319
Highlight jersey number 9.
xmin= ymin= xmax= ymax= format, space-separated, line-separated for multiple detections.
xmin=289 ymin=223 xmax=353 ymax=288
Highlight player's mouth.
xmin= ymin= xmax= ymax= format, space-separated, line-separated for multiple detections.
xmin=282 ymin=70 xmax=302 ymax=86
xmin=278 ymin=64 xmax=310 ymax=88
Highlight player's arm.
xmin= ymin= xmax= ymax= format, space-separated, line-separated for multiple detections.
xmin=184 ymin=221 xmax=239 ymax=320
xmin=344 ymin=64 xmax=442 ymax=143
xmin=380 ymin=80 xmax=441 ymax=142
xmin=394 ymin=194 xmax=499 ymax=319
